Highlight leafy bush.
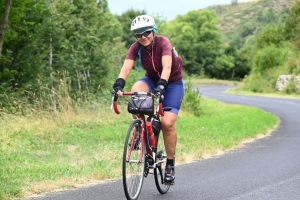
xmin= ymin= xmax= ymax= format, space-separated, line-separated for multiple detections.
xmin=253 ymin=45 xmax=291 ymax=74
xmin=283 ymin=76 xmax=300 ymax=94
xmin=284 ymin=0 xmax=300 ymax=41
xmin=241 ymin=66 xmax=286 ymax=93
xmin=256 ymin=25 xmax=285 ymax=48
xmin=241 ymin=74 xmax=267 ymax=93
xmin=286 ymin=57 xmax=300 ymax=74
xmin=181 ymin=80 xmax=202 ymax=117
xmin=240 ymin=23 xmax=256 ymax=37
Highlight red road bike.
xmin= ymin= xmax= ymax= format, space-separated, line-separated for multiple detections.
xmin=111 ymin=91 xmax=171 ymax=200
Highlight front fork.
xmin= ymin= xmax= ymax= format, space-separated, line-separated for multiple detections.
xmin=145 ymin=132 xmax=167 ymax=173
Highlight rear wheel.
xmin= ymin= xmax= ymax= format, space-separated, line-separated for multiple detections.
xmin=122 ymin=120 xmax=145 ymax=200
xmin=154 ymin=133 xmax=170 ymax=194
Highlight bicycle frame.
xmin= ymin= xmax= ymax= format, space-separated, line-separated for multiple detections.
xmin=111 ymin=91 xmax=166 ymax=167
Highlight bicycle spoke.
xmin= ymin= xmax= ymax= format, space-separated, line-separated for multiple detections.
xmin=123 ymin=120 xmax=145 ymax=200
xmin=154 ymin=134 xmax=170 ymax=194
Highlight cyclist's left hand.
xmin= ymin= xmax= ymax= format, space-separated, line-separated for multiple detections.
xmin=153 ymin=79 xmax=168 ymax=95
xmin=153 ymin=85 xmax=165 ymax=95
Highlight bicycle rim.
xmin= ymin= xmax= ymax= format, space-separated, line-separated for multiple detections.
xmin=123 ymin=120 xmax=145 ymax=200
xmin=154 ymin=133 xmax=170 ymax=194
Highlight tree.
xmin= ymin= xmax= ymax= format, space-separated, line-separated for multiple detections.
xmin=256 ymin=8 xmax=265 ymax=22
xmin=284 ymin=0 xmax=300 ymax=50
xmin=45 ymin=0 xmax=123 ymax=93
xmin=240 ymin=22 xmax=256 ymax=37
xmin=159 ymin=10 xmax=226 ymax=77
xmin=256 ymin=25 xmax=284 ymax=49
xmin=253 ymin=45 xmax=289 ymax=74
xmin=0 ymin=0 xmax=44 ymax=95
xmin=264 ymin=7 xmax=276 ymax=24
xmin=231 ymin=0 xmax=238 ymax=6
xmin=0 ymin=0 xmax=12 ymax=59
xmin=0 ymin=0 xmax=124 ymax=97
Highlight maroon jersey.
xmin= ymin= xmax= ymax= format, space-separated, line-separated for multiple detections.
xmin=125 ymin=35 xmax=183 ymax=83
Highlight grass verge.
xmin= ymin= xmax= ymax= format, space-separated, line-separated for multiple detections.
xmin=227 ymin=88 xmax=300 ymax=99
xmin=190 ymin=77 xmax=300 ymax=99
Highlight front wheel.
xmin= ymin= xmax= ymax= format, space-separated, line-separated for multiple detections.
xmin=154 ymin=133 xmax=170 ymax=194
xmin=123 ymin=120 xmax=145 ymax=200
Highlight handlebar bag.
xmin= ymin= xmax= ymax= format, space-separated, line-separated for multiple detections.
xmin=127 ymin=94 xmax=154 ymax=114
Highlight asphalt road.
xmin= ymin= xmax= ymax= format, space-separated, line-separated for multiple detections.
xmin=30 ymin=86 xmax=300 ymax=200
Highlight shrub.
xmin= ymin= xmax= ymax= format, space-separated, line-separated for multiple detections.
xmin=253 ymin=45 xmax=290 ymax=74
xmin=181 ymin=80 xmax=202 ymax=117
xmin=241 ymin=66 xmax=287 ymax=93
xmin=256 ymin=25 xmax=284 ymax=48
xmin=240 ymin=23 xmax=256 ymax=37
xmin=286 ymin=57 xmax=300 ymax=75
xmin=282 ymin=76 xmax=300 ymax=94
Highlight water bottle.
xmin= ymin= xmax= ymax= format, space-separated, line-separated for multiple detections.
xmin=146 ymin=121 xmax=156 ymax=147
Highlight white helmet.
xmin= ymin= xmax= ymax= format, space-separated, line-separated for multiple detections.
xmin=131 ymin=15 xmax=157 ymax=33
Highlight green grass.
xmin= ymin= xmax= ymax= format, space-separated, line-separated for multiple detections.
xmin=190 ymin=78 xmax=241 ymax=86
xmin=227 ymin=88 xmax=300 ymax=99
xmin=176 ymin=98 xmax=278 ymax=161
xmin=0 ymin=95 xmax=278 ymax=199
xmin=190 ymin=77 xmax=300 ymax=98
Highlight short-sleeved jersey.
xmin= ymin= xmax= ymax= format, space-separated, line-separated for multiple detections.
xmin=125 ymin=35 xmax=183 ymax=83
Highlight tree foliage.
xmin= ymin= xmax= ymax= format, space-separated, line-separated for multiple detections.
xmin=240 ymin=1 xmax=300 ymax=93
xmin=159 ymin=10 xmax=231 ymax=78
xmin=253 ymin=45 xmax=290 ymax=74
xmin=0 ymin=0 xmax=124 ymax=99
xmin=1 ymin=0 xmax=299 ymax=102
xmin=0 ymin=0 xmax=12 ymax=58
xmin=240 ymin=22 xmax=256 ymax=37
xmin=284 ymin=0 xmax=300 ymax=41
xmin=284 ymin=0 xmax=300 ymax=50
xmin=256 ymin=25 xmax=284 ymax=49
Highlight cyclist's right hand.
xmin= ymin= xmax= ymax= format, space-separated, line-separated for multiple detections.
xmin=113 ymin=78 xmax=125 ymax=96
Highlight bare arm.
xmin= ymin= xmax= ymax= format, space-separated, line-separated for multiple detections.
xmin=160 ymin=55 xmax=172 ymax=81
xmin=114 ymin=59 xmax=135 ymax=96
xmin=118 ymin=59 xmax=135 ymax=80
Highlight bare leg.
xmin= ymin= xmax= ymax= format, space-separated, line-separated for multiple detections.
xmin=131 ymin=81 xmax=177 ymax=160
xmin=161 ymin=112 xmax=177 ymax=160
xmin=131 ymin=81 xmax=149 ymax=92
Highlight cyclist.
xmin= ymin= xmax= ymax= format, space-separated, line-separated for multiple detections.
xmin=113 ymin=15 xmax=184 ymax=184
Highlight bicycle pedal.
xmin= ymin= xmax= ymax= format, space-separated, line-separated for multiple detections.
xmin=156 ymin=151 xmax=163 ymax=159
xmin=164 ymin=181 xmax=175 ymax=185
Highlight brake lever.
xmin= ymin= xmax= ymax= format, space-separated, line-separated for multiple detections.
xmin=111 ymin=91 xmax=118 ymax=110
xmin=110 ymin=95 xmax=114 ymax=110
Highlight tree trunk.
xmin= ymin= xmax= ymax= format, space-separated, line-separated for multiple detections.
xmin=0 ymin=0 xmax=12 ymax=59
xmin=231 ymin=68 xmax=235 ymax=80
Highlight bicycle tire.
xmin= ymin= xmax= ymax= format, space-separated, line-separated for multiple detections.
xmin=154 ymin=133 xmax=170 ymax=194
xmin=122 ymin=119 xmax=145 ymax=200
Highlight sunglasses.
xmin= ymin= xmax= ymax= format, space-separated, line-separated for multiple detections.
xmin=135 ymin=30 xmax=152 ymax=38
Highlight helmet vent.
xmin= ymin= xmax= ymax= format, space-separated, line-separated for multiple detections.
xmin=131 ymin=15 xmax=156 ymax=32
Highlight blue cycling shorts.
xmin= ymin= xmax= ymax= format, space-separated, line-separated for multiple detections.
xmin=138 ymin=76 xmax=184 ymax=115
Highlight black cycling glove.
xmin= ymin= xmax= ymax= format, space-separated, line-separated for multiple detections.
xmin=153 ymin=79 xmax=168 ymax=95
xmin=113 ymin=78 xmax=125 ymax=93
